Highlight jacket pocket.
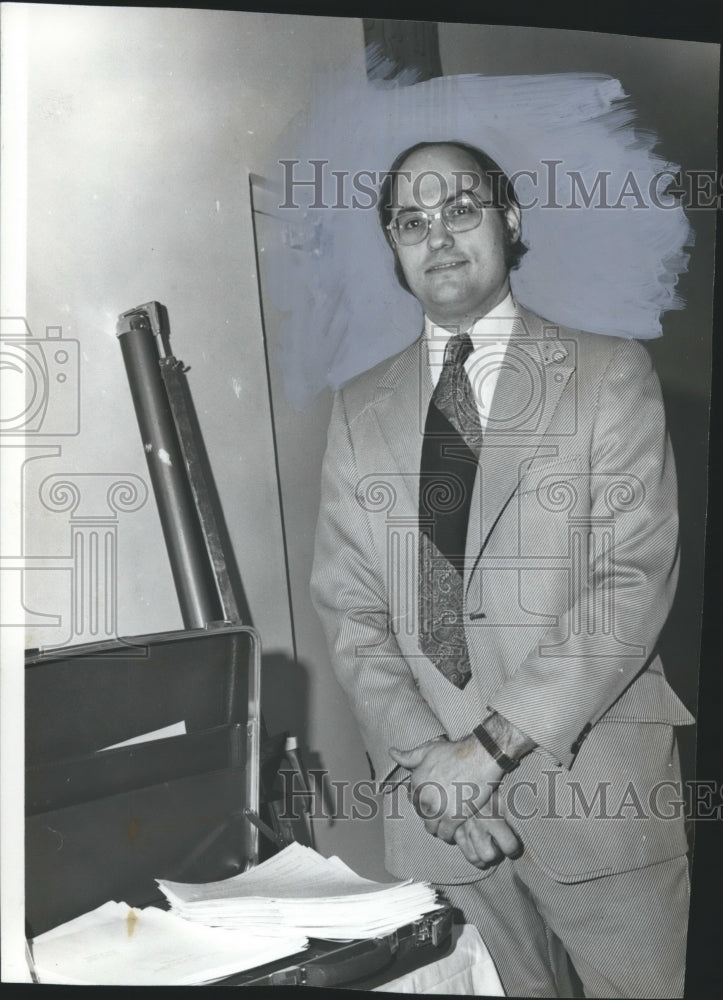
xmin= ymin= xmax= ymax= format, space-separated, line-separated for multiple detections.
xmin=512 ymin=720 xmax=690 ymax=883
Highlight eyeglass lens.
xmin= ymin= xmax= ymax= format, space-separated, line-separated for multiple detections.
xmin=391 ymin=193 xmax=484 ymax=245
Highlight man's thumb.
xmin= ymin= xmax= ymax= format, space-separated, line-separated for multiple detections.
xmin=389 ymin=746 xmax=424 ymax=768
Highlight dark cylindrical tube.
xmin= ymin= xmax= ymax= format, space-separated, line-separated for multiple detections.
xmin=117 ymin=319 xmax=222 ymax=628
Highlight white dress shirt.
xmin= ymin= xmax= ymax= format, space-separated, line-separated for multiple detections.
xmin=424 ymin=293 xmax=518 ymax=433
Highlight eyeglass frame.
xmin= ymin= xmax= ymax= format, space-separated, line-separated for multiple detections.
xmin=385 ymin=189 xmax=490 ymax=247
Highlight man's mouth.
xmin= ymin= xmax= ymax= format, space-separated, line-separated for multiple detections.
xmin=426 ymin=259 xmax=468 ymax=273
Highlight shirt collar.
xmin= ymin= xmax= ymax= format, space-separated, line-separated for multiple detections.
xmin=424 ymin=292 xmax=518 ymax=355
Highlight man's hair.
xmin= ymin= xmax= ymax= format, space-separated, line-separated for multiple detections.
xmin=377 ymin=140 xmax=528 ymax=293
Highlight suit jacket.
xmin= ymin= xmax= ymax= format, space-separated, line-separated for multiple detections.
xmin=311 ymin=306 xmax=694 ymax=885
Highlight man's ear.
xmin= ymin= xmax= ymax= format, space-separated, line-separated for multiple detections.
xmin=504 ymin=202 xmax=522 ymax=244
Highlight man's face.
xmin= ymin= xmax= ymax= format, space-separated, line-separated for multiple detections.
xmin=390 ymin=145 xmax=521 ymax=330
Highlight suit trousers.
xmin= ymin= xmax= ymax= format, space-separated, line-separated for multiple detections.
xmin=437 ymin=851 xmax=690 ymax=998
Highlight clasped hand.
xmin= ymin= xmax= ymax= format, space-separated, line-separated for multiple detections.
xmin=389 ymin=736 xmax=522 ymax=869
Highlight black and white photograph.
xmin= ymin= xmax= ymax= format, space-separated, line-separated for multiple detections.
xmin=1 ymin=4 xmax=720 ymax=995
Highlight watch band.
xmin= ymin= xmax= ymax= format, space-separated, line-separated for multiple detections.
xmin=473 ymin=723 xmax=520 ymax=773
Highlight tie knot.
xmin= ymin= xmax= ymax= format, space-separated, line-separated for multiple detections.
xmin=444 ymin=331 xmax=475 ymax=369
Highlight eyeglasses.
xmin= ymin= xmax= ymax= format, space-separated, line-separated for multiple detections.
xmin=387 ymin=191 xmax=486 ymax=247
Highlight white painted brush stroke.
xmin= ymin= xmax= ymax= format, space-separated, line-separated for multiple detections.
xmin=264 ymin=67 xmax=693 ymax=411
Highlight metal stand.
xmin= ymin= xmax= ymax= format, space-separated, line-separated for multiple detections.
xmin=116 ymin=301 xmax=240 ymax=628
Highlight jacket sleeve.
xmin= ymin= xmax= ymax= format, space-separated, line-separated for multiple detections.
xmin=487 ymin=338 xmax=685 ymax=768
xmin=310 ymin=390 xmax=445 ymax=783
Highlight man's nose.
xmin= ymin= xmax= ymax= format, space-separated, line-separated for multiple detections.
xmin=427 ymin=215 xmax=454 ymax=249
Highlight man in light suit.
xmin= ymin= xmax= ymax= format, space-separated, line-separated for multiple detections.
xmin=311 ymin=140 xmax=694 ymax=998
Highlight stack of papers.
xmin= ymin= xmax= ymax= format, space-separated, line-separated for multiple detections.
xmin=30 ymin=901 xmax=308 ymax=986
xmin=158 ymin=842 xmax=442 ymax=940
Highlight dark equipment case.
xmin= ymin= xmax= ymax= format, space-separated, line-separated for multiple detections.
xmin=25 ymin=623 xmax=262 ymax=940
xmin=24 ymin=301 xmax=454 ymax=987
xmin=25 ymin=625 xmax=453 ymax=988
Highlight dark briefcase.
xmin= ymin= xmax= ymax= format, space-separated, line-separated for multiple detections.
xmin=25 ymin=624 xmax=262 ymax=939
xmin=25 ymin=624 xmax=453 ymax=987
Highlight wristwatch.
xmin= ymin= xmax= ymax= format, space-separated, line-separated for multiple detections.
xmin=473 ymin=723 xmax=520 ymax=773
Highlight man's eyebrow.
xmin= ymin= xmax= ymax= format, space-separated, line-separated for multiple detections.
xmin=393 ymin=187 xmax=481 ymax=214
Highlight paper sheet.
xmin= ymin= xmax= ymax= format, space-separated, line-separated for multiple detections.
xmin=99 ymin=720 xmax=187 ymax=751
xmin=157 ymin=843 xmax=441 ymax=940
xmin=31 ymin=901 xmax=308 ymax=985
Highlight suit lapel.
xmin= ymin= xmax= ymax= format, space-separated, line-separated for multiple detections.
xmin=465 ymin=308 xmax=575 ymax=591
xmin=372 ymin=337 xmax=429 ymax=516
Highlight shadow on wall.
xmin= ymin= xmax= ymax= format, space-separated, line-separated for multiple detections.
xmin=260 ymin=651 xmax=312 ymax=746
xmin=656 ymin=382 xmax=710 ymax=800
xmin=259 ymin=652 xmax=345 ymax=840
xmin=658 ymin=383 xmax=709 ymax=708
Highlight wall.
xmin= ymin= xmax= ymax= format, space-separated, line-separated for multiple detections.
xmin=24 ymin=4 xmax=357 ymax=650
xmin=21 ymin=5 xmax=388 ymax=879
